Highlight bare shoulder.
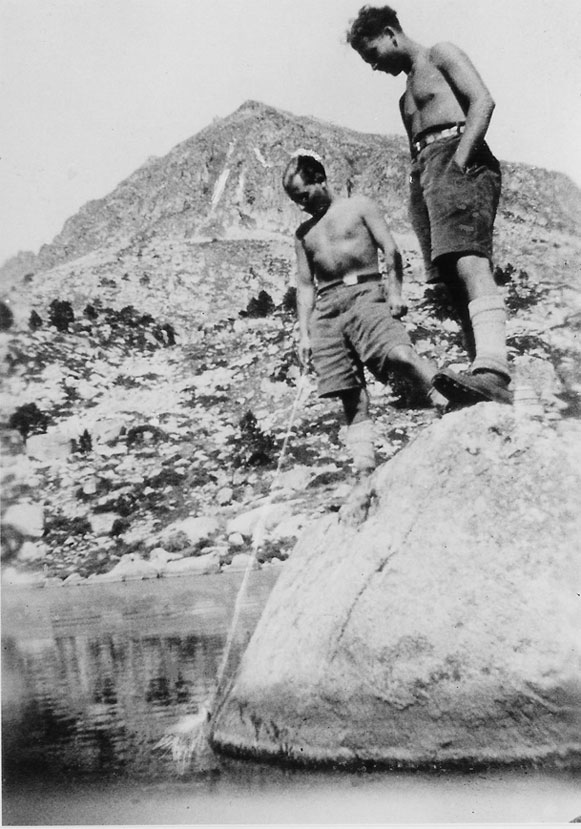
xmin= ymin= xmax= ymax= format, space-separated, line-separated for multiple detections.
xmin=344 ymin=194 xmax=380 ymax=214
xmin=429 ymin=41 xmax=472 ymax=68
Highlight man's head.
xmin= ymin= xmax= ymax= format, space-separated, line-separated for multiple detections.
xmin=346 ymin=5 xmax=406 ymax=75
xmin=283 ymin=152 xmax=331 ymax=216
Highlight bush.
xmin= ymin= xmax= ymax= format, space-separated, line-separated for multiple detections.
xmin=494 ymin=264 xmax=548 ymax=314
xmin=71 ymin=429 xmax=93 ymax=454
xmin=9 ymin=403 xmax=50 ymax=439
xmin=281 ymin=286 xmax=297 ymax=314
xmin=44 ymin=514 xmax=92 ymax=538
xmin=0 ymin=301 xmax=14 ymax=331
xmin=270 ymin=347 xmax=300 ymax=383
xmin=241 ymin=290 xmax=275 ymax=318
xmin=28 ymin=310 xmax=43 ymax=330
xmin=84 ymin=303 xmax=99 ymax=320
xmin=48 ymin=299 xmax=75 ymax=332
xmin=421 ymin=284 xmax=458 ymax=321
xmin=232 ymin=411 xmax=275 ymax=467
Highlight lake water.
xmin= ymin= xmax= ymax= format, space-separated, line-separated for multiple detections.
xmin=2 ymin=571 xmax=580 ymax=825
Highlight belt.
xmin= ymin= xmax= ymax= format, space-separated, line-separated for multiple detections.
xmin=411 ymin=123 xmax=465 ymax=158
xmin=317 ymin=273 xmax=382 ymax=296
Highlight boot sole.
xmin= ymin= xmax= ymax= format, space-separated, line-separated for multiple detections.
xmin=433 ymin=371 xmax=513 ymax=406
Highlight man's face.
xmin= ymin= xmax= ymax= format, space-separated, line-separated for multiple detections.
xmin=286 ymin=174 xmax=329 ymax=215
xmin=357 ymin=32 xmax=402 ymax=75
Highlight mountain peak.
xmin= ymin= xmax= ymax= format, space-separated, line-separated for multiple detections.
xmin=1 ymin=100 xmax=580 ymax=287
xmin=235 ymin=99 xmax=271 ymax=114
xmin=228 ymin=99 xmax=293 ymax=123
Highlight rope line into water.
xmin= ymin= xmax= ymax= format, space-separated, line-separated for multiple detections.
xmin=209 ymin=371 xmax=308 ymax=711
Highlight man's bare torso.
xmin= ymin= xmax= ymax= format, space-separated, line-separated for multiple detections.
xmin=400 ymin=45 xmax=467 ymax=141
xmin=297 ymin=196 xmax=380 ymax=284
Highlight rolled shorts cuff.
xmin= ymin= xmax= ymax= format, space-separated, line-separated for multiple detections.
xmin=317 ymin=380 xmax=365 ymax=399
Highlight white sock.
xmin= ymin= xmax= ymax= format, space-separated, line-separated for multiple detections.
xmin=345 ymin=420 xmax=376 ymax=473
xmin=469 ymin=295 xmax=510 ymax=381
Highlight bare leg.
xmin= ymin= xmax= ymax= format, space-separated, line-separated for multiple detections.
xmin=339 ymin=387 xmax=369 ymax=426
xmin=445 ymin=277 xmax=476 ymax=361
xmin=455 ymin=255 xmax=509 ymax=380
xmin=338 ymin=388 xmax=376 ymax=474
xmin=384 ymin=345 xmax=448 ymax=409
xmin=455 ymin=254 xmax=498 ymax=301
xmin=432 ymin=254 xmax=512 ymax=405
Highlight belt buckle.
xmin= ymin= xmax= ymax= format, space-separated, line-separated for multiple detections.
xmin=343 ymin=274 xmax=358 ymax=286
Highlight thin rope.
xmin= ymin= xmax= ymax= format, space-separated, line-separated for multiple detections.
xmin=208 ymin=371 xmax=307 ymax=711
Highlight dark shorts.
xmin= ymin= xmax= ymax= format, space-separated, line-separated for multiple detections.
xmin=409 ymin=135 xmax=501 ymax=282
xmin=310 ymin=282 xmax=412 ymax=398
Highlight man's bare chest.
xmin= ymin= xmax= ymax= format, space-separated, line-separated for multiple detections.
xmin=304 ymin=213 xmax=363 ymax=257
xmin=402 ymin=63 xmax=453 ymax=116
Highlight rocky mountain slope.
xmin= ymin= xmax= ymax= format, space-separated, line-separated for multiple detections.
xmin=2 ymin=99 xmax=581 ymax=304
xmin=1 ymin=101 xmax=581 ymax=585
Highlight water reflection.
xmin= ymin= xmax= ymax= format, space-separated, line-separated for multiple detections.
xmin=2 ymin=571 xmax=279 ymax=781
xmin=3 ymin=572 xmax=581 ymax=826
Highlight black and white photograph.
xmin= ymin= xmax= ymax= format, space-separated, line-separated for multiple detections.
xmin=1 ymin=0 xmax=580 ymax=825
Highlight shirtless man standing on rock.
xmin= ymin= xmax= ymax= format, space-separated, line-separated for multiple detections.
xmin=347 ymin=5 xmax=512 ymax=406
xmin=283 ymin=150 xmax=449 ymax=475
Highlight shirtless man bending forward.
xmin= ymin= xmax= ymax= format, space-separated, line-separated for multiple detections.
xmin=283 ymin=151 xmax=448 ymax=474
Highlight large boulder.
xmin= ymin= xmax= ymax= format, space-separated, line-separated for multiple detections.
xmin=211 ymin=404 xmax=581 ymax=769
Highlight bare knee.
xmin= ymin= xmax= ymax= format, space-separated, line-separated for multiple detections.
xmin=455 ymin=255 xmax=498 ymax=299
xmin=387 ymin=344 xmax=418 ymax=371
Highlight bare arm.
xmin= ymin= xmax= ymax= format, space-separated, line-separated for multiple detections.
xmin=432 ymin=42 xmax=495 ymax=170
xmin=360 ymin=198 xmax=407 ymax=318
xmin=294 ymin=234 xmax=316 ymax=369
xmin=399 ymin=95 xmax=414 ymax=155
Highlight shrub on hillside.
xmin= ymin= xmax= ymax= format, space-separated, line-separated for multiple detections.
xmin=0 ymin=301 xmax=14 ymax=331
xmin=241 ymin=290 xmax=275 ymax=318
xmin=281 ymin=286 xmax=297 ymax=314
xmin=232 ymin=410 xmax=275 ymax=467
xmin=28 ymin=310 xmax=43 ymax=330
xmin=49 ymin=299 xmax=75 ymax=332
xmin=70 ymin=429 xmax=93 ymax=454
xmin=80 ymin=302 xmax=177 ymax=349
xmin=421 ymin=284 xmax=459 ymax=322
xmin=270 ymin=346 xmax=301 ymax=384
xmin=9 ymin=403 xmax=50 ymax=439
xmin=494 ymin=263 xmax=548 ymax=314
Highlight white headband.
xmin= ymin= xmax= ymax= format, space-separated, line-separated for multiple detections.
xmin=290 ymin=148 xmax=323 ymax=163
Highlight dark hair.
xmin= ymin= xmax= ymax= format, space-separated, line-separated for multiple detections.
xmin=282 ymin=154 xmax=327 ymax=191
xmin=346 ymin=5 xmax=402 ymax=50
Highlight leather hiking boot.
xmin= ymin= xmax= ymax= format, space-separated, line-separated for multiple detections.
xmin=433 ymin=368 xmax=513 ymax=407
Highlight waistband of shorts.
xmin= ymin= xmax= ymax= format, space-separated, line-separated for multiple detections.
xmin=316 ymin=273 xmax=382 ymax=296
xmin=411 ymin=123 xmax=465 ymax=159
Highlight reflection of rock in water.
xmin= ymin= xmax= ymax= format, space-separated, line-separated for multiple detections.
xmin=2 ymin=574 xmax=279 ymax=780
xmin=2 ymin=629 xmax=235 ymax=777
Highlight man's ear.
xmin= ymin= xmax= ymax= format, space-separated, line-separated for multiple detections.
xmin=384 ymin=26 xmax=397 ymax=42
